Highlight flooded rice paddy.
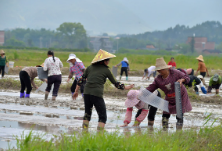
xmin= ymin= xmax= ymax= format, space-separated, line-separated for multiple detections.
xmin=0 ymin=75 xmax=221 ymax=149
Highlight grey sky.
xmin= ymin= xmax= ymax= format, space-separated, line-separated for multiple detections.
xmin=0 ymin=0 xmax=221 ymax=34
xmin=118 ymin=0 xmax=222 ymax=31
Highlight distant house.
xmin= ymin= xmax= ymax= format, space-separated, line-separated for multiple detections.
xmin=145 ymin=44 xmax=158 ymax=51
xmin=0 ymin=31 xmax=4 ymax=46
xmin=90 ymin=36 xmax=113 ymax=52
xmin=202 ymin=49 xmax=221 ymax=55
xmin=186 ymin=37 xmax=215 ymax=53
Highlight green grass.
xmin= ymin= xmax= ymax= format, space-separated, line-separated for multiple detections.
xmin=11 ymin=124 xmax=222 ymax=151
xmin=3 ymin=49 xmax=222 ymax=71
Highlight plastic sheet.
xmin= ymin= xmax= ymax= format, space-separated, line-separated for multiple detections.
xmin=175 ymin=82 xmax=183 ymax=119
xmin=138 ymin=87 xmax=169 ymax=112
xmin=36 ymin=82 xmax=53 ymax=93
xmin=112 ymin=66 xmax=118 ymax=78
xmin=4 ymin=66 xmax=8 ymax=74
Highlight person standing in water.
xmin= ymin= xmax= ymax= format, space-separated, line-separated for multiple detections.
xmin=67 ymin=54 xmax=85 ymax=98
xmin=19 ymin=66 xmax=46 ymax=98
xmin=73 ymin=50 xmax=134 ymax=131
xmin=115 ymin=57 xmax=130 ymax=80
xmin=0 ymin=50 xmax=8 ymax=78
xmin=43 ymin=50 xmax=63 ymax=101
xmin=146 ymin=57 xmax=192 ymax=130
xmin=195 ymin=55 xmax=209 ymax=78
xmin=167 ymin=57 xmax=176 ymax=69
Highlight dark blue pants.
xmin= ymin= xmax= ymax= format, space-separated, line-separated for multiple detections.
xmin=46 ymin=75 xmax=62 ymax=97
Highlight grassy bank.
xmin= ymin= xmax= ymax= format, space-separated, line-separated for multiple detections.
xmin=3 ymin=49 xmax=222 ymax=71
xmin=0 ymin=78 xmax=128 ymax=97
xmin=11 ymin=124 xmax=222 ymax=151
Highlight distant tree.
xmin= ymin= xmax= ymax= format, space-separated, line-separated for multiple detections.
xmin=27 ymin=39 xmax=34 ymax=47
xmin=217 ymin=42 xmax=222 ymax=51
xmin=4 ymin=38 xmax=26 ymax=47
xmin=56 ymin=22 xmax=87 ymax=49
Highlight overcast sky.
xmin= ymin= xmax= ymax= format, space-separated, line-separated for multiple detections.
xmin=118 ymin=0 xmax=222 ymax=31
xmin=0 ymin=0 xmax=221 ymax=34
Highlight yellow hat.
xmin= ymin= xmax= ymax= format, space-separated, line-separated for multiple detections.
xmin=91 ymin=49 xmax=116 ymax=64
xmin=36 ymin=63 xmax=44 ymax=67
xmin=196 ymin=55 xmax=204 ymax=62
xmin=0 ymin=50 xmax=5 ymax=55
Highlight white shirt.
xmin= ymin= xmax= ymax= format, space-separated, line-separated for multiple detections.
xmin=43 ymin=57 xmax=63 ymax=76
xmin=144 ymin=66 xmax=156 ymax=77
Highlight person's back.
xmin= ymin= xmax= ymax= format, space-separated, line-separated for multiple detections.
xmin=44 ymin=57 xmax=63 ymax=76
xmin=84 ymin=64 xmax=116 ymax=98
xmin=121 ymin=61 xmax=128 ymax=67
xmin=198 ymin=62 xmax=206 ymax=72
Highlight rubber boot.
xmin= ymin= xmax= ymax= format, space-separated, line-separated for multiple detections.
xmin=148 ymin=120 xmax=154 ymax=131
xmin=20 ymin=92 xmax=25 ymax=98
xmin=126 ymin=76 xmax=128 ymax=81
xmin=162 ymin=117 xmax=169 ymax=130
xmin=148 ymin=120 xmax=154 ymax=126
xmin=97 ymin=126 xmax=105 ymax=134
xmin=119 ymin=76 xmax=122 ymax=80
xmin=52 ymin=96 xmax=56 ymax=101
xmin=176 ymin=117 xmax=183 ymax=131
xmin=71 ymin=92 xmax=74 ymax=98
xmin=82 ymin=123 xmax=89 ymax=133
xmin=82 ymin=93 xmax=84 ymax=99
xmin=25 ymin=94 xmax=30 ymax=98
xmin=45 ymin=91 xmax=49 ymax=100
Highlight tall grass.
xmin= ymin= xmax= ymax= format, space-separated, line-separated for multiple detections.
xmin=3 ymin=49 xmax=222 ymax=71
xmin=12 ymin=124 xmax=222 ymax=151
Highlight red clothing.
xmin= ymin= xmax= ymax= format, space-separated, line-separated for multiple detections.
xmin=168 ymin=61 xmax=176 ymax=67
xmin=146 ymin=69 xmax=192 ymax=114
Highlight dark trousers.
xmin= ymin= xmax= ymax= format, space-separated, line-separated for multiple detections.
xmin=153 ymin=71 xmax=157 ymax=78
xmin=135 ymin=105 xmax=157 ymax=121
xmin=0 ymin=65 xmax=5 ymax=77
xmin=135 ymin=90 xmax=161 ymax=121
xmin=187 ymin=75 xmax=201 ymax=92
xmin=162 ymin=114 xmax=183 ymax=124
xmin=71 ymin=79 xmax=84 ymax=93
xmin=200 ymin=72 xmax=206 ymax=78
xmin=19 ymin=71 xmax=32 ymax=94
xmin=83 ymin=94 xmax=107 ymax=124
xmin=46 ymin=75 xmax=62 ymax=97
xmin=120 ymin=67 xmax=128 ymax=77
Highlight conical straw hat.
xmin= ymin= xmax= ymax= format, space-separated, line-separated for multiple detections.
xmin=196 ymin=55 xmax=204 ymax=62
xmin=0 ymin=50 xmax=5 ymax=55
xmin=155 ymin=57 xmax=172 ymax=70
xmin=91 ymin=49 xmax=116 ymax=64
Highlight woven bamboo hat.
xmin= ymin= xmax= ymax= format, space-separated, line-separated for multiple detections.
xmin=91 ymin=49 xmax=116 ymax=64
xmin=155 ymin=57 xmax=172 ymax=70
xmin=0 ymin=50 xmax=5 ymax=55
xmin=196 ymin=55 xmax=204 ymax=62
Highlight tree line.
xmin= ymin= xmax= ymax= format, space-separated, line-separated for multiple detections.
xmin=116 ymin=21 xmax=222 ymax=52
xmin=3 ymin=21 xmax=222 ymax=54
xmin=4 ymin=22 xmax=88 ymax=49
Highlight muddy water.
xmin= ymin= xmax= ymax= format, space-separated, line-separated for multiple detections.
xmin=0 ymin=76 xmax=222 ymax=149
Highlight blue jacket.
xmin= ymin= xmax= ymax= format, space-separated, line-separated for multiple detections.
xmin=121 ymin=61 xmax=128 ymax=67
